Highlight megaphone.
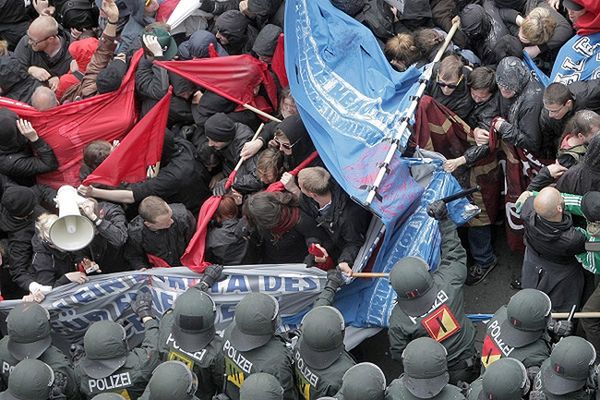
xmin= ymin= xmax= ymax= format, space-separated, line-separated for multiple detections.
xmin=49 ymin=185 xmax=95 ymax=251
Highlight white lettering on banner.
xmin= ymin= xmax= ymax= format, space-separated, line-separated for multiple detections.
xmin=88 ymin=372 xmax=132 ymax=393
xmin=294 ymin=351 xmax=319 ymax=387
xmin=166 ymin=333 xmax=207 ymax=362
xmin=223 ymin=340 xmax=253 ymax=374
xmin=1 ymin=361 xmax=14 ymax=375
xmin=487 ymin=320 xmax=514 ymax=357
xmin=408 ymin=290 xmax=449 ymax=325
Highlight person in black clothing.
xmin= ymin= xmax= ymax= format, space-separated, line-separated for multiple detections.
xmin=0 ymin=56 xmax=42 ymax=104
xmin=519 ymin=187 xmax=587 ymax=311
xmin=297 ymin=167 xmax=370 ymax=275
xmin=124 ymin=196 xmax=196 ymax=269
xmin=14 ymin=15 xmax=73 ymax=90
xmin=252 ymin=24 xmax=282 ymax=64
xmin=79 ymin=132 xmax=211 ymax=214
xmin=0 ymin=109 xmax=58 ymax=187
xmin=214 ymin=10 xmax=258 ymax=55
xmin=242 ymin=0 xmax=284 ymax=30
xmin=425 ymin=54 xmax=474 ymax=122
xmin=493 ymin=56 xmax=544 ymax=156
xmin=0 ymin=0 xmax=31 ymax=51
xmin=243 ymin=191 xmax=331 ymax=264
xmin=556 ymin=133 xmax=600 ymax=195
xmin=459 ymin=2 xmax=510 ymax=66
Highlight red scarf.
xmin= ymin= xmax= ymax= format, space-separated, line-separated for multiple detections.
xmin=271 ymin=206 xmax=300 ymax=239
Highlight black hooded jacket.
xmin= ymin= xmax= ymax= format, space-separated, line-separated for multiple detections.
xmin=495 ymin=57 xmax=544 ymax=154
xmin=0 ymin=56 xmax=42 ymax=104
xmin=214 ymin=10 xmax=258 ymax=55
xmin=0 ymin=108 xmax=58 ymax=186
xmin=460 ymin=1 xmax=510 ymax=65
xmin=521 ymin=197 xmax=586 ymax=264
xmin=277 ymin=115 xmax=323 ymax=171
xmin=178 ymin=30 xmax=228 ymax=60
xmin=556 ymin=134 xmax=600 ymax=196
xmin=13 ymin=28 xmax=73 ymax=77
xmin=426 ymin=65 xmax=475 ymax=121
xmin=247 ymin=0 xmax=283 ymax=30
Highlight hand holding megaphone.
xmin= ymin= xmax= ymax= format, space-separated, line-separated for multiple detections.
xmin=50 ymin=186 xmax=95 ymax=251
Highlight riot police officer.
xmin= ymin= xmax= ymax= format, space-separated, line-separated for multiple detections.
xmin=220 ymin=292 xmax=296 ymax=400
xmin=386 ymin=337 xmax=465 ymax=400
xmin=239 ymin=373 xmax=284 ymax=400
xmin=157 ymin=286 xmax=223 ymax=400
xmin=0 ymin=303 xmax=78 ymax=399
xmin=139 ymin=361 xmax=199 ymax=400
xmin=334 ymin=362 xmax=387 ymax=400
xmin=388 ymin=201 xmax=477 ymax=384
xmin=74 ymin=291 xmax=160 ymax=399
xmin=294 ymin=306 xmax=355 ymax=399
xmin=0 ymin=359 xmax=56 ymax=400
xmin=467 ymin=358 xmax=530 ymax=400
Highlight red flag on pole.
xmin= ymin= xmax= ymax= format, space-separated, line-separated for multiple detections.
xmin=156 ymin=55 xmax=278 ymax=113
xmin=82 ymin=88 xmax=172 ymax=187
xmin=0 ymin=50 xmax=143 ymax=189
xmin=271 ymin=33 xmax=289 ymax=88
xmin=266 ymin=151 xmax=319 ymax=192
xmin=180 ymin=171 xmax=238 ymax=273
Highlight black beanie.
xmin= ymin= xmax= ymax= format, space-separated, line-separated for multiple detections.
xmin=97 ymin=59 xmax=127 ymax=94
xmin=2 ymin=186 xmax=37 ymax=217
xmin=205 ymin=113 xmax=236 ymax=143
xmin=582 ymin=192 xmax=600 ymax=222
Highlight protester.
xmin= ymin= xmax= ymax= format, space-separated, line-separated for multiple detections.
xmin=459 ymin=3 xmax=509 ymax=66
xmin=426 ymin=54 xmax=474 ymax=121
xmin=556 ymin=133 xmax=600 ymax=195
xmin=30 ymin=86 xmax=58 ymax=110
xmin=214 ymin=10 xmax=257 ymax=55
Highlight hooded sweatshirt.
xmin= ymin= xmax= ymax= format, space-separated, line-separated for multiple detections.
xmin=214 ymin=10 xmax=258 ymax=55
xmin=556 ymin=134 xmax=600 ymax=195
xmin=247 ymin=0 xmax=283 ymax=30
xmin=178 ymin=30 xmax=228 ymax=60
xmin=277 ymin=115 xmax=323 ymax=171
xmin=460 ymin=2 xmax=510 ymax=65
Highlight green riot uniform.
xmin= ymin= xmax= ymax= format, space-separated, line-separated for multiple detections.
xmin=467 ymin=358 xmax=530 ymax=400
xmin=385 ymin=378 xmax=465 ymax=400
xmin=157 ymin=311 xmax=224 ymax=400
xmin=0 ymin=339 xmax=79 ymax=399
xmin=480 ymin=307 xmax=551 ymax=372
xmin=533 ymin=359 xmax=593 ymax=400
xmin=75 ymin=319 xmax=160 ymax=400
xmin=388 ymin=220 xmax=477 ymax=374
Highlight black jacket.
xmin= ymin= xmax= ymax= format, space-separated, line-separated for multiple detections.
xmin=460 ymin=1 xmax=510 ymax=65
xmin=124 ymin=203 xmax=196 ymax=269
xmin=206 ymin=218 xmax=252 ymax=265
xmin=84 ymin=201 xmax=129 ymax=273
xmin=0 ymin=55 xmax=42 ymax=104
xmin=467 ymin=91 xmax=501 ymax=132
xmin=13 ymin=28 xmax=73 ymax=77
xmin=277 ymin=115 xmax=323 ymax=171
xmin=521 ymin=197 xmax=586 ymax=264
xmin=214 ymin=10 xmax=258 ymax=55
xmin=426 ymin=65 xmax=475 ymax=122
xmin=129 ymin=137 xmax=211 ymax=214
xmin=247 ymin=0 xmax=283 ymax=30
xmin=556 ymin=134 xmax=600 ymax=195
xmin=31 ymin=234 xmax=80 ymax=287
xmin=299 ymin=182 xmax=370 ymax=265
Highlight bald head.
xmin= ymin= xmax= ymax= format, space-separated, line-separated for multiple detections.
xmin=31 ymin=86 xmax=58 ymax=111
xmin=29 ymin=16 xmax=59 ymax=37
xmin=534 ymin=187 xmax=564 ymax=222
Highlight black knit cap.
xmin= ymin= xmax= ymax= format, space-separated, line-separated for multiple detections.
xmin=205 ymin=113 xmax=236 ymax=143
xmin=1 ymin=186 xmax=37 ymax=218
xmin=582 ymin=192 xmax=600 ymax=222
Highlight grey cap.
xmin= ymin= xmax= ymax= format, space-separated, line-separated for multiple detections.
xmin=0 ymin=359 xmax=54 ymax=400
xmin=172 ymin=288 xmax=216 ymax=352
xmin=502 ymin=289 xmax=551 ymax=347
xmin=563 ymin=0 xmax=584 ymax=10
xmin=390 ymin=257 xmax=437 ymax=317
xmin=230 ymin=293 xmax=278 ymax=352
xmin=239 ymin=373 xmax=284 ymax=400
xmin=541 ymin=336 xmax=596 ymax=396
xmin=92 ymin=394 xmax=127 ymax=400
xmin=479 ymin=358 xmax=528 ymax=400
xmin=299 ymin=306 xmax=345 ymax=369
xmin=402 ymin=337 xmax=449 ymax=399
xmin=80 ymin=321 xmax=128 ymax=379
xmin=6 ymin=303 xmax=52 ymax=360
xmin=146 ymin=361 xmax=197 ymax=400
xmin=339 ymin=363 xmax=386 ymax=400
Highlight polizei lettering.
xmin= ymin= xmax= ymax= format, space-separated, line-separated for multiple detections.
xmin=88 ymin=372 xmax=132 ymax=393
xmin=295 ymin=350 xmax=319 ymax=387
xmin=409 ymin=290 xmax=449 ymax=324
xmin=2 ymin=361 xmax=14 ymax=375
xmin=166 ymin=333 xmax=207 ymax=362
xmin=223 ymin=340 xmax=253 ymax=374
xmin=488 ymin=319 xmax=515 ymax=357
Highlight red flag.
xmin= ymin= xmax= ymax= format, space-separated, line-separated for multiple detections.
xmin=180 ymin=171 xmax=238 ymax=273
xmin=156 ymin=55 xmax=278 ymax=114
xmin=271 ymin=33 xmax=288 ymax=88
xmin=413 ymin=96 xmax=502 ymax=228
xmin=83 ymin=88 xmax=172 ymax=186
xmin=266 ymin=151 xmax=319 ymax=192
xmin=208 ymin=43 xmax=219 ymax=58
xmin=156 ymin=0 xmax=180 ymax=22
xmin=0 ymin=50 xmax=143 ymax=189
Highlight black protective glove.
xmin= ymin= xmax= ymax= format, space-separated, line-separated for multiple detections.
xmin=427 ymin=200 xmax=448 ymax=220
xmin=548 ymin=319 xmax=573 ymax=337
xmin=70 ymin=343 xmax=86 ymax=366
xmin=199 ymin=264 xmax=224 ymax=291
xmin=526 ymin=366 xmax=541 ymax=383
xmin=131 ymin=290 xmax=153 ymax=320
xmin=212 ymin=179 xmax=227 ymax=197
xmin=49 ymin=371 xmax=68 ymax=400
xmin=324 ymin=268 xmax=344 ymax=292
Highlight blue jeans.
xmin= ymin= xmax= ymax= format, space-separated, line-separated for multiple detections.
xmin=468 ymin=225 xmax=496 ymax=267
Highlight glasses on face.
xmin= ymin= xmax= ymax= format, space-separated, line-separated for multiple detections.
xmin=274 ymin=137 xmax=301 ymax=150
xmin=436 ymin=74 xmax=464 ymax=89
xmin=28 ymin=33 xmax=56 ymax=46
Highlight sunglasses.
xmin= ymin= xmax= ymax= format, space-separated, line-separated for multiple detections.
xmin=436 ymin=74 xmax=464 ymax=89
xmin=274 ymin=137 xmax=301 ymax=150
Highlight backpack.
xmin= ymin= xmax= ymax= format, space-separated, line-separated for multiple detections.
xmin=59 ymin=0 xmax=99 ymax=30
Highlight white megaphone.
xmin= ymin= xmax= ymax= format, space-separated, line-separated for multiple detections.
xmin=49 ymin=185 xmax=95 ymax=251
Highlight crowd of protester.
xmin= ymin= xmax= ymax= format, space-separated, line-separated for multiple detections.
xmin=0 ymin=0 xmax=599 ymax=398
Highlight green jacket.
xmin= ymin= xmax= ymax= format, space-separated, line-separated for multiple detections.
xmin=386 ymin=377 xmax=465 ymax=400
xmin=157 ymin=310 xmax=224 ymax=400
xmin=480 ymin=306 xmax=551 ymax=372
xmin=221 ymin=326 xmax=297 ymax=400
xmin=74 ymin=318 xmax=161 ymax=400
xmin=561 ymin=193 xmax=600 ymax=275
xmin=388 ymin=219 xmax=476 ymax=368
xmin=0 ymin=337 xmax=79 ymax=400
xmin=533 ymin=358 xmax=593 ymax=400
xmin=292 ymin=343 xmax=355 ymax=400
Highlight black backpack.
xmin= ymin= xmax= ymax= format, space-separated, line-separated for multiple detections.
xmin=355 ymin=0 xmax=395 ymax=41
xmin=58 ymin=0 xmax=99 ymax=30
